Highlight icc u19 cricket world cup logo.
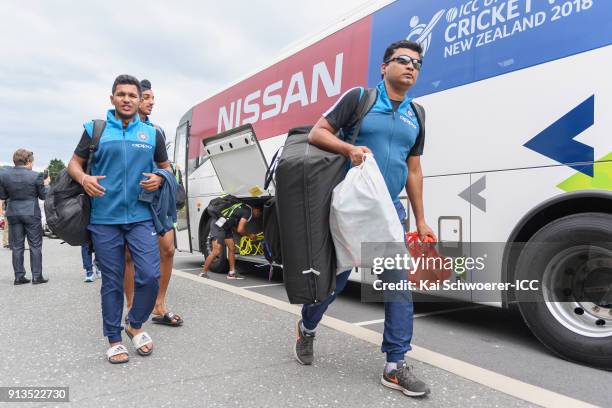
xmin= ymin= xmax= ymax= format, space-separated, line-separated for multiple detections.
xmin=406 ymin=9 xmax=446 ymax=55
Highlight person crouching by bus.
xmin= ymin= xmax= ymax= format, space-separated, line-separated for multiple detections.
xmin=68 ymin=75 xmax=170 ymax=364
xmin=200 ymin=204 xmax=262 ymax=280
xmin=294 ymin=40 xmax=436 ymax=398
xmin=123 ymin=79 xmax=183 ymax=327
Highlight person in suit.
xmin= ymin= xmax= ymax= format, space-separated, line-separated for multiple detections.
xmin=0 ymin=149 xmax=48 ymax=284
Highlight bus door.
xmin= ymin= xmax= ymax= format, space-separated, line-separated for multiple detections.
xmin=174 ymin=122 xmax=191 ymax=251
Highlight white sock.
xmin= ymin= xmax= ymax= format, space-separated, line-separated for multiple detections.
xmin=300 ymin=321 xmax=316 ymax=335
xmin=385 ymin=362 xmax=398 ymax=374
xmin=228 ymin=270 xmax=235 ymax=275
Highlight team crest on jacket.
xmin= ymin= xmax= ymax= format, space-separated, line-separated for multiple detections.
xmin=138 ymin=132 xmax=148 ymax=141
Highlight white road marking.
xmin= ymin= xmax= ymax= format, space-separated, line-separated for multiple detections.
xmin=350 ymin=305 xmax=484 ymax=326
xmin=413 ymin=305 xmax=485 ymax=318
xmin=240 ymin=283 xmax=285 ymax=289
xmin=354 ymin=318 xmax=385 ymax=326
xmin=173 ymin=269 xmax=597 ymax=408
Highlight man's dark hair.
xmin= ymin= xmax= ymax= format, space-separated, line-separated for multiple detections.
xmin=140 ymin=79 xmax=152 ymax=92
xmin=383 ymin=40 xmax=423 ymax=62
xmin=112 ymin=74 xmax=141 ymax=96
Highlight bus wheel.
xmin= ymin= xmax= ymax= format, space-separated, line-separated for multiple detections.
xmin=515 ymin=212 xmax=612 ymax=370
xmin=200 ymin=219 xmax=229 ymax=274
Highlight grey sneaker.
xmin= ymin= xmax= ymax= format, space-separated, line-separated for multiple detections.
xmin=381 ymin=361 xmax=430 ymax=397
xmin=294 ymin=320 xmax=315 ymax=365
xmin=84 ymin=270 xmax=95 ymax=283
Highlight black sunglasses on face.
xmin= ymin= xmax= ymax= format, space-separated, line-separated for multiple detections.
xmin=385 ymin=55 xmax=423 ymax=70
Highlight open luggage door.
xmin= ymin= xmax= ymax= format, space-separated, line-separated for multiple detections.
xmin=202 ymin=125 xmax=271 ymax=198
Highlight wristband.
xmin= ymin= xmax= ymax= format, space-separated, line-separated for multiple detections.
xmin=80 ymin=174 xmax=86 ymax=186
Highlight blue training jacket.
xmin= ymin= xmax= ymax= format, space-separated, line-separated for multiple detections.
xmin=138 ymin=168 xmax=177 ymax=236
xmin=83 ymin=110 xmax=158 ymax=224
xmin=341 ymin=81 xmax=421 ymax=204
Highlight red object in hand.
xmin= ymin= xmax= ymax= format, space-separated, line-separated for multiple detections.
xmin=405 ymin=231 xmax=452 ymax=287
xmin=421 ymin=235 xmax=436 ymax=243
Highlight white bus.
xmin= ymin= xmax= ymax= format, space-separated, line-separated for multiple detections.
xmin=173 ymin=0 xmax=612 ymax=369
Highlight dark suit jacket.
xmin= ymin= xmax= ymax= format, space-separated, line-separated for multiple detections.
xmin=0 ymin=166 xmax=47 ymax=217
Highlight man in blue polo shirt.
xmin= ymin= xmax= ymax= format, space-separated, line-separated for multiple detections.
xmin=293 ymin=40 xmax=436 ymax=397
xmin=68 ymin=75 xmax=171 ymax=364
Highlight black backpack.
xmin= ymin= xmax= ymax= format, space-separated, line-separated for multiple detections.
xmin=173 ymin=165 xmax=186 ymax=211
xmin=44 ymin=120 xmax=106 ymax=246
xmin=206 ymin=194 xmax=242 ymax=219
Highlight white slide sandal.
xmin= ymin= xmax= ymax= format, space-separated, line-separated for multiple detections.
xmin=106 ymin=344 xmax=129 ymax=364
xmin=125 ymin=329 xmax=153 ymax=356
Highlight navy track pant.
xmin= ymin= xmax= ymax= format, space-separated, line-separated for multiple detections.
xmin=89 ymin=221 xmax=160 ymax=343
xmin=301 ymin=201 xmax=413 ymax=362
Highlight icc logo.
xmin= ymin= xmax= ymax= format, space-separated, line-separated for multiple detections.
xmin=138 ymin=133 xmax=148 ymax=141
xmin=406 ymin=9 xmax=448 ymax=55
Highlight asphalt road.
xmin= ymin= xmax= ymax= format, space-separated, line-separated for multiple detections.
xmin=0 ymin=238 xmax=608 ymax=407
xmin=173 ymin=251 xmax=611 ymax=408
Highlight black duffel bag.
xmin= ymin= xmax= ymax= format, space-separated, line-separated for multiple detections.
xmin=174 ymin=166 xmax=186 ymax=211
xmin=44 ymin=120 xmax=105 ymax=246
xmin=275 ymin=89 xmax=377 ymax=304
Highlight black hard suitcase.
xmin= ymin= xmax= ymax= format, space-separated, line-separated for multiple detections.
xmin=275 ymin=89 xmax=377 ymax=304
xmin=275 ymin=127 xmax=346 ymax=304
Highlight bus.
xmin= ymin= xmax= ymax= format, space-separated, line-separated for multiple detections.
xmin=173 ymin=0 xmax=612 ymax=369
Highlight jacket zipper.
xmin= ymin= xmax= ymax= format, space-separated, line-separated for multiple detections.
xmin=122 ymin=129 xmax=128 ymax=224
xmin=384 ymin=110 xmax=396 ymax=177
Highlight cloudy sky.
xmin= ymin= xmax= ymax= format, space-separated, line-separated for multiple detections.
xmin=0 ymin=0 xmax=377 ymax=169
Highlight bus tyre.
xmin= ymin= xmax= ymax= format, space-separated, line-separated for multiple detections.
xmin=515 ymin=212 xmax=612 ymax=370
xmin=201 ymin=219 xmax=229 ymax=274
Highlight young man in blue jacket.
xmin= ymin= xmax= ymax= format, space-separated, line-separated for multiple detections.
xmin=294 ymin=40 xmax=436 ymax=397
xmin=123 ymin=79 xmax=183 ymax=327
xmin=68 ymin=75 xmax=171 ymax=364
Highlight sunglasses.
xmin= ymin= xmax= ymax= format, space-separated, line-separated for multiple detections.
xmin=385 ymin=55 xmax=423 ymax=70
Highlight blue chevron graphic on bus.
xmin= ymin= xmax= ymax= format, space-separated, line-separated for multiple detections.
xmin=368 ymin=0 xmax=612 ymax=97
xmin=524 ymin=95 xmax=595 ymax=177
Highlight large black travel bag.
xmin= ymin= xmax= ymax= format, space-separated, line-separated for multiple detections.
xmin=44 ymin=120 xmax=105 ymax=246
xmin=275 ymin=89 xmax=377 ymax=304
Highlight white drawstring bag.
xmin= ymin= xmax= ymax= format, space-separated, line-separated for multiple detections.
xmin=330 ymin=154 xmax=406 ymax=272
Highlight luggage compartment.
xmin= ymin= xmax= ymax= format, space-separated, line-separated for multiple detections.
xmin=201 ymin=125 xmax=274 ymax=266
xmin=230 ymin=196 xmax=269 ymax=262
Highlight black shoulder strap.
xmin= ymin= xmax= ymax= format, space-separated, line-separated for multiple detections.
xmin=85 ymin=120 xmax=106 ymax=175
xmin=410 ymin=102 xmax=425 ymax=141
xmin=263 ymin=146 xmax=283 ymax=191
xmin=349 ymin=88 xmax=377 ymax=145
